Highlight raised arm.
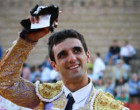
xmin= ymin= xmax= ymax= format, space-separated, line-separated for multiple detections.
xmin=0 ymin=4 xmax=59 ymax=109
xmin=0 ymin=38 xmax=41 ymax=108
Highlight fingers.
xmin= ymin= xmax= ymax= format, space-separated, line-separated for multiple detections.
xmin=29 ymin=16 xmax=39 ymax=24
xmin=53 ymin=11 xmax=61 ymax=28
xmin=54 ymin=20 xmax=58 ymax=28
xmin=59 ymin=10 xmax=62 ymax=14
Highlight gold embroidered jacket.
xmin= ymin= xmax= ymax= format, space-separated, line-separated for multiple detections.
xmin=0 ymin=38 xmax=129 ymax=110
xmin=0 ymin=38 xmax=40 ymax=109
xmin=35 ymin=81 xmax=128 ymax=110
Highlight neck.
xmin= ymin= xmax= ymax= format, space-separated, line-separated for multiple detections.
xmin=63 ymin=75 xmax=89 ymax=92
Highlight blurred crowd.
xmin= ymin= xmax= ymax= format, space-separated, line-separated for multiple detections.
xmin=88 ymin=40 xmax=140 ymax=104
xmin=0 ymin=39 xmax=140 ymax=109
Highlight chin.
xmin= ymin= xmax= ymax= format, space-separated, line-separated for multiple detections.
xmin=69 ymin=72 xmax=85 ymax=79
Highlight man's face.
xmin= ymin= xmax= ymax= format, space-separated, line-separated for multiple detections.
xmin=51 ymin=38 xmax=90 ymax=82
xmin=22 ymin=67 xmax=31 ymax=80
xmin=123 ymin=41 xmax=128 ymax=46
xmin=113 ymin=41 xmax=118 ymax=47
xmin=92 ymin=54 xmax=97 ymax=61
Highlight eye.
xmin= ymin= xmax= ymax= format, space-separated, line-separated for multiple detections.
xmin=73 ymin=47 xmax=82 ymax=54
xmin=57 ymin=51 xmax=67 ymax=59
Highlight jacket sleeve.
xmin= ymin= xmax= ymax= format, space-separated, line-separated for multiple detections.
xmin=0 ymin=38 xmax=40 ymax=109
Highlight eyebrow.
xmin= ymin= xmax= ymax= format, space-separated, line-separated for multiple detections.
xmin=57 ymin=46 xmax=83 ymax=58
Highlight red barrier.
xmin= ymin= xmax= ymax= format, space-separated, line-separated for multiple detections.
xmin=125 ymin=103 xmax=140 ymax=110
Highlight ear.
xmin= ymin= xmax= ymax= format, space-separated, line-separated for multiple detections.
xmin=50 ymin=61 xmax=59 ymax=71
xmin=86 ymin=50 xmax=90 ymax=63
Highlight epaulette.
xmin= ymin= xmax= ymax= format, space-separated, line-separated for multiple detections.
xmin=93 ymin=91 xmax=125 ymax=110
xmin=35 ymin=81 xmax=63 ymax=102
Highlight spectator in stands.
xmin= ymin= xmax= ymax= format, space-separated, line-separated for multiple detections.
xmin=111 ymin=59 xmax=129 ymax=82
xmin=21 ymin=66 xmax=31 ymax=81
xmin=120 ymin=40 xmax=136 ymax=64
xmin=40 ymin=66 xmax=52 ymax=82
xmin=87 ymin=67 xmax=94 ymax=81
xmin=40 ymin=66 xmax=60 ymax=83
xmin=104 ymin=40 xmax=120 ymax=65
xmin=105 ymin=76 xmax=115 ymax=95
xmin=0 ymin=45 xmax=3 ymax=60
xmin=87 ymin=57 xmax=93 ymax=72
xmin=50 ymin=69 xmax=61 ymax=82
xmin=41 ymin=55 xmax=53 ymax=70
xmin=87 ymin=58 xmax=94 ymax=81
xmin=30 ymin=65 xmax=41 ymax=83
xmin=115 ymin=77 xmax=129 ymax=103
xmin=95 ymin=78 xmax=106 ymax=91
xmin=121 ymin=59 xmax=131 ymax=74
xmin=128 ymin=73 xmax=140 ymax=103
xmin=34 ymin=75 xmax=41 ymax=83
xmin=92 ymin=52 xmax=106 ymax=82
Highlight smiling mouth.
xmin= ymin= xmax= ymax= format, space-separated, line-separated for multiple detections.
xmin=68 ymin=64 xmax=80 ymax=70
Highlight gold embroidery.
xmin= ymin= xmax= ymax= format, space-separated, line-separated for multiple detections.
xmin=0 ymin=38 xmax=40 ymax=108
xmin=99 ymin=98 xmax=109 ymax=106
xmin=52 ymin=94 xmax=66 ymax=109
xmin=38 ymin=85 xmax=126 ymax=110
xmin=38 ymin=81 xmax=63 ymax=99
xmin=110 ymin=102 xmax=119 ymax=109
xmin=105 ymin=92 xmax=114 ymax=98
xmin=38 ymin=101 xmax=44 ymax=110
xmin=94 ymin=90 xmax=124 ymax=110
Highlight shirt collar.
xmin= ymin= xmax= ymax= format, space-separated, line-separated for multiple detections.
xmin=63 ymin=79 xmax=93 ymax=103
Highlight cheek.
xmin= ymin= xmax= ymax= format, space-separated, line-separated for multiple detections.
xmin=56 ymin=60 xmax=65 ymax=70
xmin=80 ymin=56 xmax=89 ymax=68
xmin=81 ymin=55 xmax=88 ymax=63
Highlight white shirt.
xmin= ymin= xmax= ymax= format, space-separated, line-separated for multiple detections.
xmin=41 ymin=68 xmax=60 ymax=82
xmin=93 ymin=58 xmax=106 ymax=80
xmin=63 ymin=80 xmax=93 ymax=110
xmin=41 ymin=67 xmax=52 ymax=82
xmin=120 ymin=45 xmax=136 ymax=57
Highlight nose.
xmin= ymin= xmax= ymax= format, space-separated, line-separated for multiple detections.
xmin=67 ymin=52 xmax=77 ymax=63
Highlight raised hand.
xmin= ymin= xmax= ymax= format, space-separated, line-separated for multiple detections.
xmin=20 ymin=4 xmax=59 ymax=42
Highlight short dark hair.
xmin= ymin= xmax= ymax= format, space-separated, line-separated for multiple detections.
xmin=125 ymin=40 xmax=129 ymax=44
xmin=113 ymin=39 xmax=118 ymax=42
xmin=48 ymin=29 xmax=88 ymax=62
xmin=96 ymin=52 xmax=100 ymax=57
